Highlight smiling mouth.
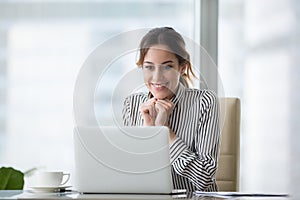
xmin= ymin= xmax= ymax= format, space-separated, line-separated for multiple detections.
xmin=151 ymin=83 xmax=168 ymax=89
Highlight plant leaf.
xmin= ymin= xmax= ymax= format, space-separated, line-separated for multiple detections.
xmin=0 ymin=167 xmax=24 ymax=190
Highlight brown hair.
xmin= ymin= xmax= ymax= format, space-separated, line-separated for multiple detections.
xmin=136 ymin=27 xmax=196 ymax=88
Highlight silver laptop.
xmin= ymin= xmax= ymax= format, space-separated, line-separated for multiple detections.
xmin=74 ymin=126 xmax=181 ymax=194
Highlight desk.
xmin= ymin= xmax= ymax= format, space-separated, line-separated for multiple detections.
xmin=0 ymin=190 xmax=290 ymax=200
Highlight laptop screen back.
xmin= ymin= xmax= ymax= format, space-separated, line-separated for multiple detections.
xmin=74 ymin=126 xmax=173 ymax=194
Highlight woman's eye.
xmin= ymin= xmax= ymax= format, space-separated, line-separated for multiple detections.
xmin=143 ymin=65 xmax=154 ymax=70
xmin=162 ymin=65 xmax=173 ymax=70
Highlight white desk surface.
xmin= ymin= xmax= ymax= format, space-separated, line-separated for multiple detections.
xmin=0 ymin=190 xmax=290 ymax=200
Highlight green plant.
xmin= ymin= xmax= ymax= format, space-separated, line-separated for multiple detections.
xmin=0 ymin=167 xmax=37 ymax=190
xmin=0 ymin=167 xmax=24 ymax=190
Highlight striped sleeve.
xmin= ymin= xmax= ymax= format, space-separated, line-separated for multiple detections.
xmin=170 ymin=90 xmax=220 ymax=191
xmin=122 ymin=95 xmax=131 ymax=126
xmin=122 ymin=93 xmax=146 ymax=126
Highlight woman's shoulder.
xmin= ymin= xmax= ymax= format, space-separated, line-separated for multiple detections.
xmin=183 ymin=88 xmax=218 ymax=108
xmin=181 ymin=89 xmax=217 ymax=113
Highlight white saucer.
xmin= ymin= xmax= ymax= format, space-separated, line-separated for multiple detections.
xmin=29 ymin=185 xmax=72 ymax=193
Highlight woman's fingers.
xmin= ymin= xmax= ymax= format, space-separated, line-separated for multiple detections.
xmin=142 ymin=98 xmax=157 ymax=117
xmin=155 ymin=99 xmax=174 ymax=113
xmin=154 ymin=99 xmax=174 ymax=126
xmin=140 ymin=98 xmax=174 ymax=126
xmin=139 ymin=98 xmax=157 ymax=126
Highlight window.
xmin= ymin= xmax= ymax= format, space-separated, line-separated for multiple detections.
xmin=219 ymin=0 xmax=298 ymax=193
xmin=0 ymin=0 xmax=200 ymax=187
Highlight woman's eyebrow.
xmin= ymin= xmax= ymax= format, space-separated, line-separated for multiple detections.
xmin=143 ymin=60 xmax=174 ymax=65
xmin=161 ymin=60 xmax=174 ymax=65
xmin=143 ymin=61 xmax=154 ymax=64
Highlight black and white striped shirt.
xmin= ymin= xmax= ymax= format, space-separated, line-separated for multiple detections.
xmin=122 ymin=83 xmax=220 ymax=192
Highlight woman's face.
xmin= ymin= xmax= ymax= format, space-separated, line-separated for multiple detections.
xmin=142 ymin=45 xmax=185 ymax=100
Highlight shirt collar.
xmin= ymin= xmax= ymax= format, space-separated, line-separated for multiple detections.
xmin=170 ymin=83 xmax=185 ymax=106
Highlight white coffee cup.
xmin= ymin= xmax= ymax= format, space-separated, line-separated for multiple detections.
xmin=33 ymin=171 xmax=70 ymax=187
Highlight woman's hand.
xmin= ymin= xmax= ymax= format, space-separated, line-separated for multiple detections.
xmin=140 ymin=98 xmax=157 ymax=126
xmin=140 ymin=98 xmax=174 ymax=126
xmin=154 ymin=99 xmax=174 ymax=126
xmin=140 ymin=98 xmax=175 ymax=143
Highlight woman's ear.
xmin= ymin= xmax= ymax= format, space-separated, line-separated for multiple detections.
xmin=180 ymin=63 xmax=187 ymax=75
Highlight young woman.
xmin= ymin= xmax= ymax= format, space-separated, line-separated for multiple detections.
xmin=122 ymin=27 xmax=220 ymax=192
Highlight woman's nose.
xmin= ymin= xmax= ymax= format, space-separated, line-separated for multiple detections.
xmin=152 ymin=68 xmax=163 ymax=81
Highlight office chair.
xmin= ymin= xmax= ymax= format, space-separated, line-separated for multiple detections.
xmin=216 ymin=98 xmax=241 ymax=191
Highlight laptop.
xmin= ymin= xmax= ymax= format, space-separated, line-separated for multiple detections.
xmin=74 ymin=126 xmax=184 ymax=194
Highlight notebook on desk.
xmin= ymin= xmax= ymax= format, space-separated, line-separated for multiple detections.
xmin=73 ymin=126 xmax=184 ymax=194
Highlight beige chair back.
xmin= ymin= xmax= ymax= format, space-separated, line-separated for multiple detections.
xmin=216 ymin=98 xmax=240 ymax=191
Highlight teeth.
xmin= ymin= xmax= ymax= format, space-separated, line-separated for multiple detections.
xmin=152 ymin=83 xmax=166 ymax=88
